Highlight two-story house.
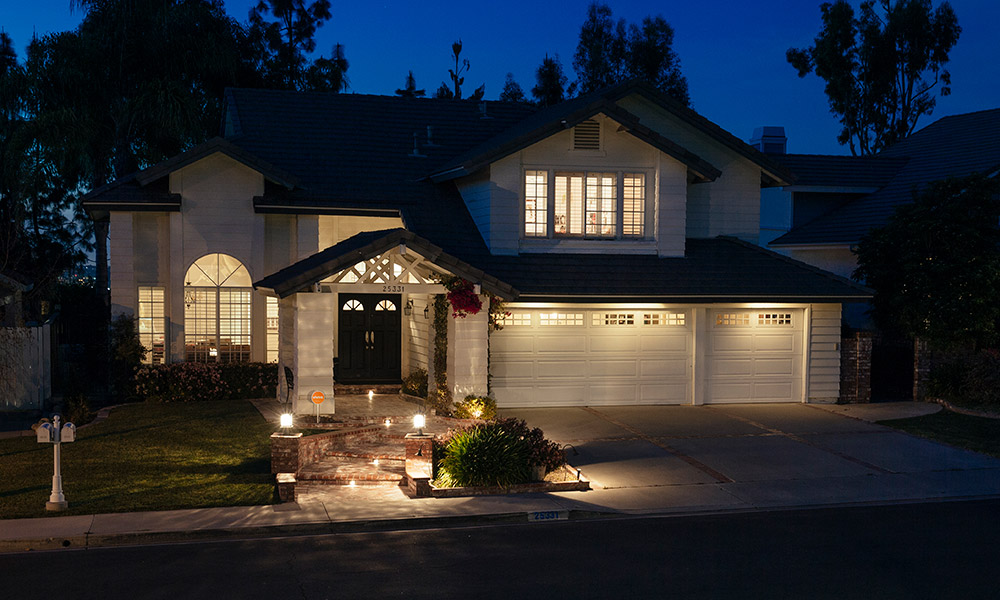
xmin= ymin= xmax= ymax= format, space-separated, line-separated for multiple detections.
xmin=83 ymin=81 xmax=869 ymax=414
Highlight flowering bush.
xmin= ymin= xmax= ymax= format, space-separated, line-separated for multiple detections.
xmin=444 ymin=277 xmax=482 ymax=318
xmin=136 ymin=362 xmax=277 ymax=402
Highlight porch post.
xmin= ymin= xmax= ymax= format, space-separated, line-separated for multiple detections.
xmin=293 ymin=292 xmax=336 ymax=415
xmin=446 ymin=295 xmax=489 ymax=399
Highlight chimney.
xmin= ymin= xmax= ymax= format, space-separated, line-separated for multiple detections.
xmin=479 ymin=101 xmax=491 ymax=119
xmin=750 ymin=126 xmax=787 ymax=154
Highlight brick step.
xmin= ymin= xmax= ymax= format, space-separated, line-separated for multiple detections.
xmin=298 ymin=456 xmax=406 ymax=485
xmin=333 ymin=384 xmax=402 ymax=395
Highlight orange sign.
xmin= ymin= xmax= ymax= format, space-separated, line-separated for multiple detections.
xmin=310 ymin=391 xmax=325 ymax=405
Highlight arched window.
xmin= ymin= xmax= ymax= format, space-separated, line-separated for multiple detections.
xmin=184 ymin=254 xmax=252 ymax=362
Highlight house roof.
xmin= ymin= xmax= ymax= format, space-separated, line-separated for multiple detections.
xmin=476 ymin=237 xmax=871 ymax=302
xmin=769 ymin=154 xmax=909 ymax=189
xmin=772 ymin=108 xmax=1000 ymax=246
xmin=82 ymin=137 xmax=299 ymax=218
xmin=430 ymin=80 xmax=795 ymax=186
xmin=254 ymin=228 xmax=519 ymax=299
xmin=256 ymin=227 xmax=871 ymax=302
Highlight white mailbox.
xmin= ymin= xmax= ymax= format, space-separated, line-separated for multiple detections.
xmin=36 ymin=423 xmax=53 ymax=443
xmin=61 ymin=423 xmax=76 ymax=443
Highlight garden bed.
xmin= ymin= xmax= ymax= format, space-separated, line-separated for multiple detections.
xmin=427 ymin=465 xmax=590 ymax=498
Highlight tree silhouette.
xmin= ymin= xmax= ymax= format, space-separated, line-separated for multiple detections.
xmin=532 ymin=55 xmax=572 ymax=106
xmin=788 ymin=0 xmax=961 ymax=155
xmin=499 ymin=73 xmax=527 ymax=103
xmin=395 ymin=70 xmax=426 ymax=98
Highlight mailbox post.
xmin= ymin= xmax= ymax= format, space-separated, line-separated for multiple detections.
xmin=36 ymin=414 xmax=76 ymax=511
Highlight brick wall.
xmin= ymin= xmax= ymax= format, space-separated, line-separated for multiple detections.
xmin=839 ymin=331 xmax=872 ymax=404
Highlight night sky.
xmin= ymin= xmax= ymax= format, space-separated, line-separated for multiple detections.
xmin=3 ymin=0 xmax=998 ymax=155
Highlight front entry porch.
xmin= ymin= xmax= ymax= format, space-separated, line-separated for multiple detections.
xmin=254 ymin=229 xmax=515 ymax=416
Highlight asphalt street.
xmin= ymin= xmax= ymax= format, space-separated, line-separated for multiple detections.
xmin=3 ymin=499 xmax=996 ymax=599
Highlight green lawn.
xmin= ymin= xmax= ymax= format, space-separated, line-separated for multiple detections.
xmin=879 ymin=410 xmax=1000 ymax=459
xmin=0 ymin=401 xmax=277 ymax=520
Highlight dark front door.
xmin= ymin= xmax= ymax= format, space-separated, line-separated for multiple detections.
xmin=337 ymin=294 xmax=402 ymax=383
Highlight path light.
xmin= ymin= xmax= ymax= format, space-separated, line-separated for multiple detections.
xmin=368 ymin=390 xmax=374 ymax=401
xmin=373 ymin=458 xmax=380 ymax=466
xmin=413 ymin=412 xmax=426 ymax=436
xmin=384 ymin=418 xmax=392 ymax=427
xmin=280 ymin=413 xmax=294 ymax=429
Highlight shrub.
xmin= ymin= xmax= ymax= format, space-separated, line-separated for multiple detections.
xmin=453 ymin=395 xmax=497 ymax=420
xmin=493 ymin=417 xmax=565 ymax=474
xmin=435 ymin=421 xmax=531 ymax=488
xmin=402 ymin=368 xmax=428 ymax=398
xmin=434 ymin=417 xmax=565 ymax=487
xmin=64 ymin=393 xmax=94 ymax=426
xmin=109 ymin=315 xmax=146 ymax=400
xmin=929 ymin=349 xmax=1000 ymax=408
xmin=135 ymin=362 xmax=277 ymax=402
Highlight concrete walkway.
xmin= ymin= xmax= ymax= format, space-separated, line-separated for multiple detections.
xmin=4 ymin=401 xmax=1000 ymax=553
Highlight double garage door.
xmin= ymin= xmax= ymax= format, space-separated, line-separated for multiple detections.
xmin=491 ymin=307 xmax=803 ymax=407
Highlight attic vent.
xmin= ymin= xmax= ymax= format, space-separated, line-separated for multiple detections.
xmin=573 ymin=120 xmax=601 ymax=150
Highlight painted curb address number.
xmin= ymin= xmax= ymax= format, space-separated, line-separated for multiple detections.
xmin=528 ymin=510 xmax=568 ymax=522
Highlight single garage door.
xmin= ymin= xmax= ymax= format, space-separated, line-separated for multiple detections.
xmin=705 ymin=309 xmax=804 ymax=403
xmin=491 ymin=309 xmax=691 ymax=407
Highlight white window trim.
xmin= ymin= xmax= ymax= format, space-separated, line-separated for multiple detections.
xmin=522 ymin=168 xmax=652 ymax=241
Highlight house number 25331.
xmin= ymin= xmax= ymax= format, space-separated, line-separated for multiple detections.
xmin=382 ymin=285 xmax=404 ymax=293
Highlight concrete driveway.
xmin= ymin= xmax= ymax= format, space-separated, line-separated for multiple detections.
xmin=501 ymin=404 xmax=1000 ymax=512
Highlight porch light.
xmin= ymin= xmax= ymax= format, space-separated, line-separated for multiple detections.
xmin=404 ymin=299 xmax=414 ymax=316
xmin=424 ymin=305 xmax=429 ymax=319
xmin=280 ymin=413 xmax=294 ymax=429
xmin=413 ymin=413 xmax=426 ymax=435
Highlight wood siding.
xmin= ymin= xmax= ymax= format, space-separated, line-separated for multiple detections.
xmin=807 ymin=303 xmax=842 ymax=403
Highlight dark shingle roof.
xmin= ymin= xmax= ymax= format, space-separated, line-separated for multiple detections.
xmin=772 ymin=108 xmax=1000 ymax=246
xmin=770 ymin=154 xmax=909 ymax=189
xmin=257 ymin=227 xmax=871 ymax=302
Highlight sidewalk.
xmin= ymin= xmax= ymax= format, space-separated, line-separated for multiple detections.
xmin=5 ymin=401 xmax=1000 ymax=554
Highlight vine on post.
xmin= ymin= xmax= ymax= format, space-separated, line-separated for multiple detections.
xmin=431 ymin=293 xmax=451 ymax=414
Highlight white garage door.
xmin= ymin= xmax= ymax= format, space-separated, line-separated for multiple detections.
xmin=491 ymin=309 xmax=691 ymax=407
xmin=705 ymin=309 xmax=804 ymax=403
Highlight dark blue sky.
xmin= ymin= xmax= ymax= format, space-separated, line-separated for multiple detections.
xmin=4 ymin=0 xmax=998 ymax=155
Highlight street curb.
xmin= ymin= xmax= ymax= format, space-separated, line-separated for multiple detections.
xmin=0 ymin=509 xmax=617 ymax=553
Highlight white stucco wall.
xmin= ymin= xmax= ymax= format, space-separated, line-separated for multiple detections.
xmin=446 ymin=297 xmax=489 ymax=398
xmin=293 ymin=292 xmax=335 ymax=414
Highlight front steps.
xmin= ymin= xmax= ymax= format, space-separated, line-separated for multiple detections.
xmin=295 ymin=427 xmax=409 ymax=491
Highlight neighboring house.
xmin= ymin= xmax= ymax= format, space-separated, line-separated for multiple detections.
xmin=82 ymin=81 xmax=869 ymax=413
xmin=762 ymin=109 xmax=1000 ymax=327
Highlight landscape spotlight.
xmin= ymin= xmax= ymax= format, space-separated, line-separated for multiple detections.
xmin=280 ymin=413 xmax=293 ymax=429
